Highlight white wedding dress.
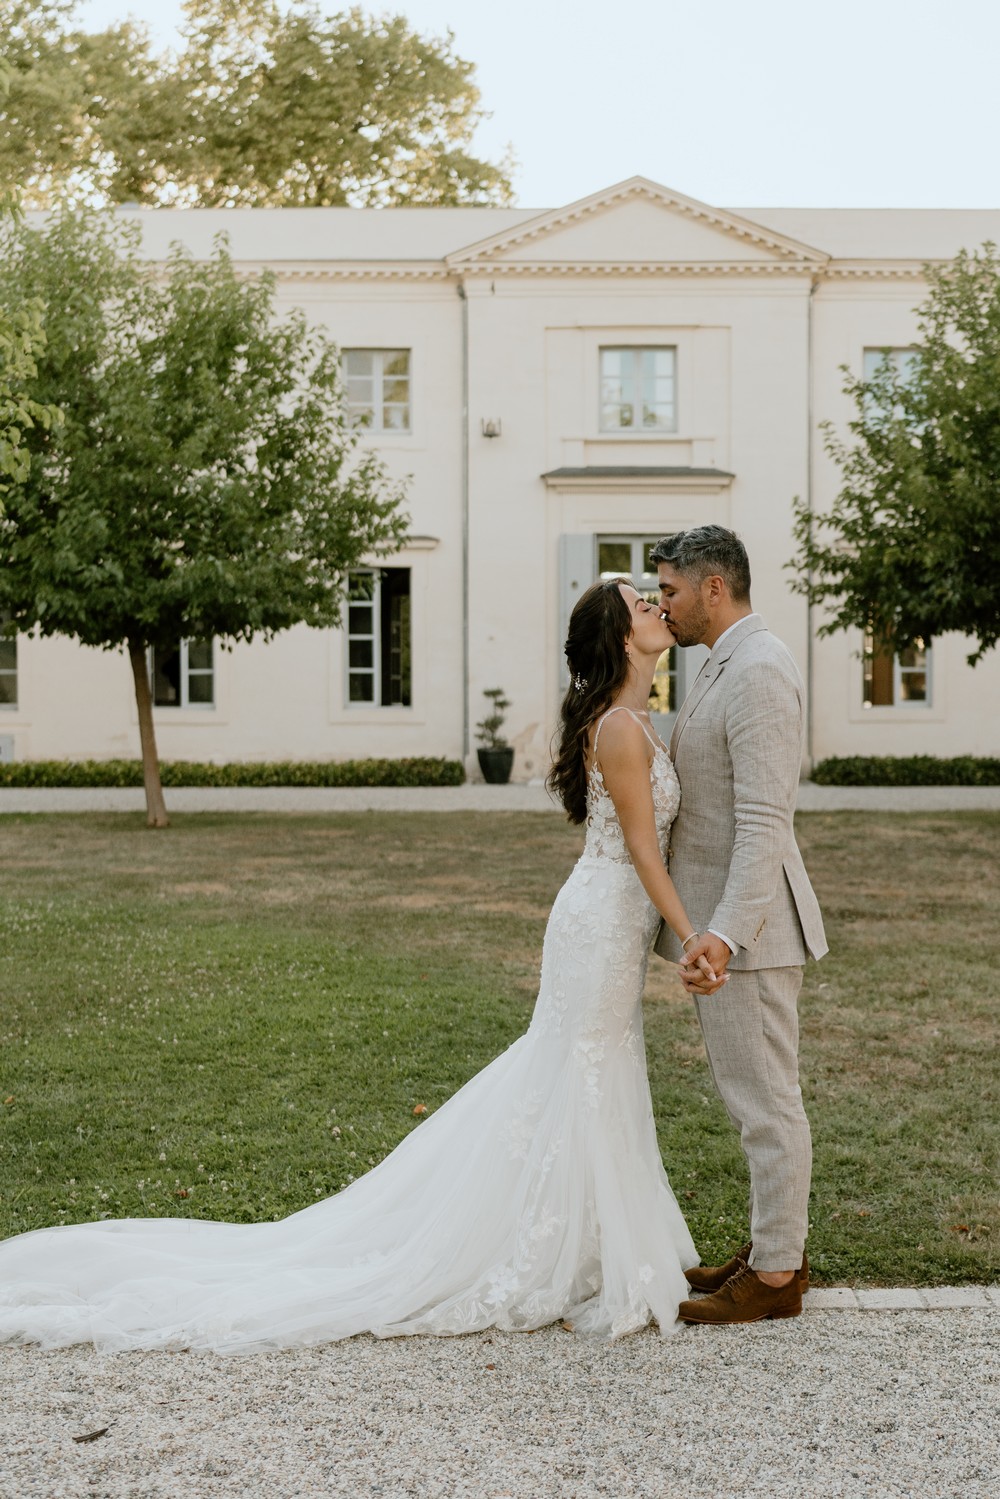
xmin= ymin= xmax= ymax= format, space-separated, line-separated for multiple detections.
xmin=0 ymin=708 xmax=696 ymax=1353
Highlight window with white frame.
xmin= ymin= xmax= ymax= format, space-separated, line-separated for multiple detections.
xmin=343 ymin=349 xmax=411 ymax=433
xmin=599 ymin=347 xmax=676 ymax=433
xmin=863 ymin=347 xmax=920 ymax=423
xmin=0 ymin=626 xmax=16 ymax=708
xmin=150 ymin=640 xmax=215 ymax=707
xmin=597 ymin=537 xmax=677 ymax=716
xmin=863 ymin=347 xmax=920 ymax=384
xmin=862 ymin=630 xmax=931 ymax=708
xmin=347 ymin=569 xmax=411 ymax=707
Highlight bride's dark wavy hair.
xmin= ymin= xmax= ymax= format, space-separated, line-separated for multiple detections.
xmin=547 ymin=577 xmax=633 ymax=824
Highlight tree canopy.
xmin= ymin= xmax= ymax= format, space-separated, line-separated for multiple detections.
xmin=0 ymin=189 xmax=60 ymax=482
xmin=0 ymin=0 xmax=514 ymax=208
xmin=0 ymin=206 xmax=409 ymax=823
xmin=790 ymin=242 xmax=1000 ymax=665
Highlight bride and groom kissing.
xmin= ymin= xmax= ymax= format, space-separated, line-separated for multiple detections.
xmin=0 ymin=524 xmax=827 ymax=1352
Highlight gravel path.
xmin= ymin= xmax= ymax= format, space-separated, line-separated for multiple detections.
xmin=2 ymin=782 xmax=1000 ymax=813
xmin=2 ymin=1308 xmax=998 ymax=1499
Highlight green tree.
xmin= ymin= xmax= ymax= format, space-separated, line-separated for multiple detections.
xmin=0 ymin=115 xmax=62 ymax=481
xmin=790 ymin=242 xmax=1000 ymax=666
xmin=0 ymin=0 xmax=513 ymax=208
xmin=0 ymin=207 xmax=409 ymax=826
xmin=0 ymin=1 xmax=150 ymax=204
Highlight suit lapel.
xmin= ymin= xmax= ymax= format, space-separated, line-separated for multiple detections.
xmin=669 ymin=658 xmax=718 ymax=757
xmin=670 ymin=615 xmax=769 ymax=757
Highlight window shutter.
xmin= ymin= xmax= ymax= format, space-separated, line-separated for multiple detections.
xmin=557 ymin=534 xmax=595 ymax=688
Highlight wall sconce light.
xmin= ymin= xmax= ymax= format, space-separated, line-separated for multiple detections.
xmin=481 ymin=418 xmax=502 ymax=439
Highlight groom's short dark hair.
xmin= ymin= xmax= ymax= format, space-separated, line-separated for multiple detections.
xmin=648 ymin=526 xmax=751 ymax=602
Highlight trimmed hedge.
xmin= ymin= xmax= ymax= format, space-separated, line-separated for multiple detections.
xmin=0 ymin=757 xmax=465 ymax=789
xmin=811 ymin=755 xmax=1000 ymax=787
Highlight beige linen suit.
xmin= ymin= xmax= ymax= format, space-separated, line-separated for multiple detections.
xmin=653 ymin=614 xmax=827 ymax=1270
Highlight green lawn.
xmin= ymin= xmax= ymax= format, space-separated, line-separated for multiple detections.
xmin=0 ymin=812 xmax=997 ymax=1286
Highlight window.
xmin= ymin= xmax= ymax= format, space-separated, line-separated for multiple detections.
xmin=863 ymin=347 xmax=920 ymax=384
xmin=863 ymin=630 xmax=931 ymax=708
xmin=343 ymin=349 xmax=411 ymax=433
xmin=600 ymin=347 xmax=676 ymax=432
xmin=597 ymin=537 xmax=677 ymax=715
xmin=0 ymin=627 xmax=16 ymax=708
xmin=150 ymin=640 xmax=215 ymax=708
xmin=347 ymin=569 xmax=411 ymax=707
xmin=863 ymin=347 xmax=920 ymax=422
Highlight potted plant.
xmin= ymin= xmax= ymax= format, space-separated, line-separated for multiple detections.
xmin=476 ymin=688 xmax=514 ymax=784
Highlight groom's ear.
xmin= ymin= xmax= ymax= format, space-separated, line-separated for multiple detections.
xmin=703 ymin=573 xmax=727 ymax=606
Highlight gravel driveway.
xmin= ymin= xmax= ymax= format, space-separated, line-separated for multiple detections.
xmin=3 ymin=1308 xmax=998 ymax=1498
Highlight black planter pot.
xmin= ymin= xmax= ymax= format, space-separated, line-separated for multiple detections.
xmin=477 ymin=746 xmax=515 ymax=785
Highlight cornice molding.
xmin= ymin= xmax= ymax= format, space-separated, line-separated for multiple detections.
xmin=239 ymin=261 xmax=451 ymax=282
xmin=455 ymin=259 xmax=821 ymax=279
xmin=221 ymin=257 xmax=941 ymax=287
xmin=254 ymin=258 xmax=823 ymax=284
xmin=818 ymin=260 xmax=933 ymax=282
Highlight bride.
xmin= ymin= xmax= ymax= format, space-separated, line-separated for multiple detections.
xmin=0 ymin=578 xmax=721 ymax=1353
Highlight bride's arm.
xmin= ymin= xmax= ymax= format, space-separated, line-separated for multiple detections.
xmin=597 ymin=716 xmax=722 ymax=984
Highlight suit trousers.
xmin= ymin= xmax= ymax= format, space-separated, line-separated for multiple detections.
xmin=693 ymin=965 xmax=811 ymax=1270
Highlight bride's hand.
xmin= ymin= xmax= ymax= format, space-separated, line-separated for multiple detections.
xmin=679 ymin=933 xmax=732 ymax=995
xmin=681 ymin=963 xmax=730 ymax=995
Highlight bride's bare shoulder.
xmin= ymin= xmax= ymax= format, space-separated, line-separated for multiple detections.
xmin=591 ymin=709 xmax=651 ymax=769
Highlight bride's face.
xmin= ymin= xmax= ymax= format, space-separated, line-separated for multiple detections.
xmin=618 ymin=584 xmax=677 ymax=656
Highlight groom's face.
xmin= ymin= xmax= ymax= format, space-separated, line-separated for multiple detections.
xmin=657 ymin=564 xmax=711 ymax=648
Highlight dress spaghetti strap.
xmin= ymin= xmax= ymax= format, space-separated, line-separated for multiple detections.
xmin=591 ymin=706 xmax=662 ymax=765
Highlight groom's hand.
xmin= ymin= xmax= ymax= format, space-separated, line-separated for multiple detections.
xmin=679 ymin=934 xmax=732 ymax=995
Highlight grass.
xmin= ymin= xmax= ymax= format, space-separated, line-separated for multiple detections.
xmin=0 ymin=812 xmax=997 ymax=1288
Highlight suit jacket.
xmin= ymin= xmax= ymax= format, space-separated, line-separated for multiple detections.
xmin=653 ymin=615 xmax=827 ymax=971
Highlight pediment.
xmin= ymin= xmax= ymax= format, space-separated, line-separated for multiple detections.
xmin=447 ymin=178 xmax=828 ymax=269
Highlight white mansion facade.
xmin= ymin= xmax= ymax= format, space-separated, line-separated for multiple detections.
xmin=3 ymin=178 xmax=999 ymax=776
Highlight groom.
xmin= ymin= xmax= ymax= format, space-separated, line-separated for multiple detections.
xmin=650 ymin=525 xmax=827 ymax=1325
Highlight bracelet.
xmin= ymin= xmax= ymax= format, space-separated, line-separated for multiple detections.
xmin=681 ymin=931 xmax=699 ymax=951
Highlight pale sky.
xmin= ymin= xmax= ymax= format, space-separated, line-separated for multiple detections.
xmin=76 ymin=0 xmax=1000 ymax=210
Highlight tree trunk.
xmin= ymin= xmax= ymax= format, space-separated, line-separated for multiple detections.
xmin=128 ymin=641 xmax=169 ymax=828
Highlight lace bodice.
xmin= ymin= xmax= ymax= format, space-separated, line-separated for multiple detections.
xmin=584 ymin=708 xmax=681 ymax=865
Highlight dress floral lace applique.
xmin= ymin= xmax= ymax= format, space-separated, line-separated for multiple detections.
xmin=584 ymin=745 xmax=680 ymax=867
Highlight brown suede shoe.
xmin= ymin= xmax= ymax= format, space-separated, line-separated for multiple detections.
xmin=684 ymin=1244 xmax=810 ymax=1295
xmin=678 ymin=1265 xmax=803 ymax=1324
xmin=683 ymin=1241 xmax=752 ymax=1293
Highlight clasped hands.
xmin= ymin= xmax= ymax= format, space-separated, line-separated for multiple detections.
xmin=679 ymin=933 xmax=732 ymax=996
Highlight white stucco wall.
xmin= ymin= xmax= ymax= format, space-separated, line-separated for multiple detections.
xmin=4 ymin=180 xmax=997 ymax=773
